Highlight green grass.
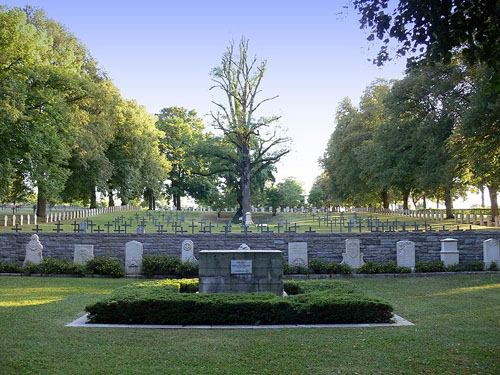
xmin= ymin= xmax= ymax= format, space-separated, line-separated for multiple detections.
xmin=0 ymin=275 xmax=498 ymax=374
xmin=0 ymin=209 xmax=496 ymax=233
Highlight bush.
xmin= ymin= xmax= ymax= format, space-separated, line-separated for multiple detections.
xmin=40 ymin=258 xmax=85 ymax=275
xmin=0 ymin=261 xmax=22 ymax=273
xmin=445 ymin=261 xmax=484 ymax=272
xmin=488 ymin=262 xmax=499 ymax=271
xmin=85 ymin=257 xmax=124 ymax=278
xmin=308 ymin=259 xmax=352 ymax=274
xmin=284 ymin=280 xmax=302 ymax=295
xmin=415 ymin=260 xmax=446 ymax=273
xmin=142 ymin=254 xmax=198 ymax=277
xmin=86 ymin=278 xmax=393 ymax=325
xmin=283 ymin=263 xmax=309 ymax=275
xmin=22 ymin=262 xmax=41 ymax=274
xmin=357 ymin=261 xmax=411 ymax=274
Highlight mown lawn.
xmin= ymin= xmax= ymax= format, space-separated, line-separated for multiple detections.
xmin=0 ymin=275 xmax=498 ymax=375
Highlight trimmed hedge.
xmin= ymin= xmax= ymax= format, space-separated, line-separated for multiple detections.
xmin=86 ymin=278 xmax=394 ymax=325
xmin=357 ymin=262 xmax=411 ymax=274
xmin=415 ymin=260 xmax=486 ymax=273
xmin=142 ymin=254 xmax=198 ymax=277
xmin=85 ymin=257 xmax=124 ymax=277
xmin=308 ymin=259 xmax=353 ymax=274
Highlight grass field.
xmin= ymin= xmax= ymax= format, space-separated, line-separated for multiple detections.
xmin=0 ymin=275 xmax=498 ymax=374
xmin=0 ymin=209 xmax=497 ymax=234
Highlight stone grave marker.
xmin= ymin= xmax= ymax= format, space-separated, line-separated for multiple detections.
xmin=244 ymin=212 xmax=252 ymax=226
xmin=341 ymin=238 xmax=364 ymax=269
xmin=396 ymin=240 xmax=415 ymax=270
xmin=73 ymin=244 xmax=94 ymax=265
xmin=440 ymin=238 xmax=459 ymax=266
xmin=287 ymin=242 xmax=308 ymax=267
xmin=181 ymin=239 xmax=198 ymax=263
xmin=125 ymin=241 xmax=143 ymax=275
xmin=483 ymin=239 xmax=500 ymax=269
xmin=23 ymin=234 xmax=43 ymax=266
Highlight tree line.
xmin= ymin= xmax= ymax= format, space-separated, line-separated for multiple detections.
xmin=310 ymin=62 xmax=499 ymax=218
xmin=0 ymin=7 xmax=292 ymax=219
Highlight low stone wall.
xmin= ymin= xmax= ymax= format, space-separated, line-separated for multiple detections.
xmin=1 ymin=231 xmax=499 ymax=265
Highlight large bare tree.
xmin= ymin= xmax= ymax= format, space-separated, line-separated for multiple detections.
xmin=210 ymin=38 xmax=289 ymax=217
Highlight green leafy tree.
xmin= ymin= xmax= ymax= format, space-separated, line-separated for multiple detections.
xmin=277 ymin=177 xmax=304 ymax=208
xmin=209 ymin=38 xmax=290 ymax=216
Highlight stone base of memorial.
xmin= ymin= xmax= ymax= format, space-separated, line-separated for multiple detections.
xmin=199 ymin=250 xmax=283 ymax=296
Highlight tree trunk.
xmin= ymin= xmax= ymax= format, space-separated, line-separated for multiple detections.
xmin=402 ymin=190 xmax=409 ymax=210
xmin=381 ymin=189 xmax=389 ymax=209
xmin=422 ymin=194 xmax=427 ymax=210
xmin=241 ymin=150 xmax=252 ymax=216
xmin=436 ymin=197 xmax=439 ymax=209
xmin=487 ymin=184 xmax=498 ymax=219
xmin=108 ymin=192 xmax=115 ymax=207
xmin=480 ymin=187 xmax=485 ymax=207
xmin=36 ymin=187 xmax=46 ymax=218
xmin=412 ymin=194 xmax=418 ymax=209
xmin=174 ymin=195 xmax=181 ymax=210
xmin=90 ymin=187 xmax=97 ymax=209
xmin=444 ymin=187 xmax=454 ymax=219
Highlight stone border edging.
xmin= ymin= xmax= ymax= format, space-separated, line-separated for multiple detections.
xmin=66 ymin=313 xmax=414 ymax=329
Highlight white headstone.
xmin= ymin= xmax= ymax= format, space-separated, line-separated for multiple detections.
xmin=73 ymin=245 xmax=94 ymax=265
xmin=27 ymin=214 xmax=30 ymax=225
xmin=244 ymin=212 xmax=252 ymax=226
xmin=23 ymin=234 xmax=43 ymax=266
xmin=440 ymin=238 xmax=459 ymax=266
xmin=288 ymin=242 xmax=308 ymax=267
xmin=341 ymin=238 xmax=364 ymax=269
xmin=181 ymin=239 xmax=198 ymax=263
xmin=238 ymin=243 xmax=250 ymax=250
xmin=125 ymin=241 xmax=143 ymax=275
xmin=3 ymin=215 xmax=7 ymax=227
xmin=19 ymin=215 xmax=23 ymax=226
xmin=483 ymin=239 xmax=500 ymax=269
xmin=12 ymin=215 xmax=16 ymax=226
xmin=396 ymin=240 xmax=415 ymax=270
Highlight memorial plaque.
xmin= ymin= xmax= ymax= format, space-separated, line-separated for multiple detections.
xmin=231 ymin=260 xmax=252 ymax=274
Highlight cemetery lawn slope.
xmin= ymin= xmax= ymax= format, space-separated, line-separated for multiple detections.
xmin=0 ymin=275 xmax=498 ymax=375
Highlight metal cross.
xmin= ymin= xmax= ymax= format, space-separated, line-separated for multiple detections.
xmin=53 ymin=221 xmax=64 ymax=233
xmin=32 ymin=225 xmax=43 ymax=233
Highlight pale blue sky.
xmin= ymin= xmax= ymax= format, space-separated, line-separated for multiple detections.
xmin=4 ymin=0 xmax=408 ymax=194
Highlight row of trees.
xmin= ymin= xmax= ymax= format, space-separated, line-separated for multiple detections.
xmin=0 ymin=7 xmax=170 ymax=217
xmin=312 ymin=61 xmax=499 ymax=218
xmin=1 ymin=7 xmax=292 ymax=218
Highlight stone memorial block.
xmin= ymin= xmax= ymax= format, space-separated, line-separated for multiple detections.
xmin=479 ymin=214 xmax=484 ymax=226
xmin=483 ymin=239 xmax=500 ymax=269
xmin=181 ymin=239 xmax=198 ymax=263
xmin=276 ymin=207 xmax=281 ymax=213
xmin=137 ymin=225 xmax=146 ymax=234
xmin=19 ymin=215 xmax=23 ymax=226
xmin=440 ymin=238 xmax=459 ymax=266
xmin=3 ymin=215 xmax=7 ymax=227
xmin=27 ymin=215 xmax=30 ymax=225
xmin=125 ymin=240 xmax=143 ymax=275
xmin=472 ymin=214 xmax=477 ymax=225
xmin=73 ymin=245 xmax=94 ymax=265
xmin=23 ymin=234 xmax=43 ymax=266
xmin=238 ymin=243 xmax=250 ymax=250
xmin=80 ymin=220 xmax=87 ymax=233
xmin=199 ymin=250 xmax=283 ymax=295
xmin=12 ymin=215 xmax=16 ymax=226
xmin=396 ymin=240 xmax=415 ymax=270
xmin=34 ymin=215 xmax=37 ymax=225
xmin=466 ymin=213 xmax=470 ymax=225
xmin=487 ymin=215 xmax=492 ymax=227
xmin=287 ymin=242 xmax=308 ymax=267
xmin=341 ymin=238 xmax=364 ymax=269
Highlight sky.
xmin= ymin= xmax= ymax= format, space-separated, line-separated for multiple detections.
xmin=2 ymin=0 xmax=484 ymax=207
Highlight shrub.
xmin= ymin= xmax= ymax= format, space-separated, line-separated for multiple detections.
xmin=357 ymin=261 xmax=411 ymax=274
xmin=85 ymin=279 xmax=393 ymax=325
xmin=488 ymin=262 xmax=499 ymax=271
xmin=40 ymin=258 xmax=85 ymax=275
xmin=142 ymin=254 xmax=198 ymax=277
xmin=283 ymin=263 xmax=309 ymax=275
xmin=446 ymin=261 xmax=484 ymax=272
xmin=22 ymin=262 xmax=42 ymax=274
xmin=0 ymin=261 xmax=22 ymax=273
xmin=284 ymin=280 xmax=302 ymax=295
xmin=308 ymin=259 xmax=352 ymax=274
xmin=415 ymin=260 xmax=446 ymax=273
xmin=85 ymin=257 xmax=124 ymax=278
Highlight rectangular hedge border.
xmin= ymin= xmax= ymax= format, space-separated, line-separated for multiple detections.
xmin=85 ymin=279 xmax=393 ymax=325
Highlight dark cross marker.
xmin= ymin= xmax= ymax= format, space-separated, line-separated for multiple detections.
xmin=305 ymin=226 xmax=316 ymax=233
xmin=128 ymin=217 xmax=134 ymax=226
xmin=72 ymin=221 xmax=80 ymax=233
xmin=105 ymin=221 xmax=113 ymax=233
xmin=114 ymin=225 xmax=124 ymax=234
xmin=53 ymin=221 xmax=63 ymax=233
xmin=276 ymin=222 xmax=282 ymax=233
xmin=122 ymin=221 xmax=130 ymax=233
xmin=189 ymin=220 xmax=198 ymax=234
xmin=11 ymin=224 xmax=22 ymax=232
xmin=94 ymin=225 xmax=104 ymax=234
xmin=221 ymin=224 xmax=231 ymax=235
xmin=205 ymin=222 xmax=214 ymax=233
xmin=140 ymin=217 xmax=147 ymax=226
xmin=156 ymin=224 xmax=167 ymax=234
xmin=241 ymin=225 xmax=252 ymax=234
xmin=264 ymin=225 xmax=273 ymax=233
xmin=176 ymin=225 xmax=188 ymax=234
xmin=32 ymin=225 xmax=43 ymax=233
xmin=87 ymin=220 xmax=95 ymax=233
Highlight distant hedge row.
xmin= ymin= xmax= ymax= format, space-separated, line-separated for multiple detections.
xmin=0 ymin=256 xmax=496 ymax=278
xmin=85 ymin=279 xmax=394 ymax=325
